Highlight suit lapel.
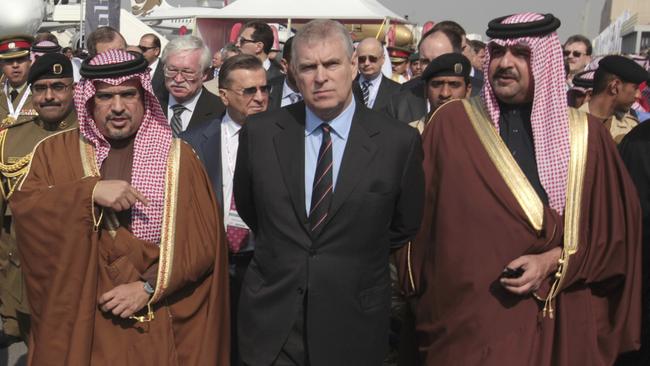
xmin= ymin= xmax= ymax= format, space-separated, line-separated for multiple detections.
xmin=373 ymin=76 xmax=389 ymax=110
xmin=273 ymin=103 xmax=310 ymax=234
xmin=200 ymin=121 xmax=224 ymax=207
xmin=324 ymin=105 xmax=378 ymax=228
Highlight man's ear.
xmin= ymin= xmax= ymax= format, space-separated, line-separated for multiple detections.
xmin=609 ymin=79 xmax=620 ymax=96
xmin=218 ymin=89 xmax=229 ymax=107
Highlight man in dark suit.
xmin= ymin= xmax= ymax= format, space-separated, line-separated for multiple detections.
xmin=268 ymin=36 xmax=302 ymax=111
xmin=159 ymin=35 xmax=225 ymax=136
xmin=181 ymin=53 xmax=269 ymax=366
xmin=236 ymin=21 xmax=284 ymax=81
xmin=352 ymin=38 xmax=401 ymax=111
xmin=385 ymin=26 xmax=463 ymax=123
xmin=138 ymin=33 xmax=165 ymax=103
xmin=234 ymin=19 xmax=424 ymax=366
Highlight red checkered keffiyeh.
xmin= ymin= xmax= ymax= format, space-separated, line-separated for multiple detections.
xmin=481 ymin=12 xmax=570 ymax=214
xmin=74 ymin=49 xmax=172 ymax=244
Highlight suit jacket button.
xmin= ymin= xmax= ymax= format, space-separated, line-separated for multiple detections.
xmin=309 ymin=249 xmax=317 ymax=258
xmin=297 ymin=287 xmax=304 ymax=295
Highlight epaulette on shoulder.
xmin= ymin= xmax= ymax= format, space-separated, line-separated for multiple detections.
xmin=1 ymin=116 xmax=36 ymax=131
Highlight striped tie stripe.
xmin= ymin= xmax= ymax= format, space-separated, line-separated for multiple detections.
xmin=309 ymin=123 xmax=333 ymax=235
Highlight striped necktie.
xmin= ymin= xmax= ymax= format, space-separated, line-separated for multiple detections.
xmin=361 ymin=80 xmax=371 ymax=107
xmin=309 ymin=123 xmax=333 ymax=235
xmin=170 ymin=104 xmax=185 ymax=137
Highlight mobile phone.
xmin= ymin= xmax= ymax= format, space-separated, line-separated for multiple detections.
xmin=500 ymin=267 xmax=524 ymax=279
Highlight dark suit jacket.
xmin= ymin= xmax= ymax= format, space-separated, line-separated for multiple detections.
xmin=150 ymin=60 xmax=166 ymax=105
xmin=234 ymin=101 xmax=424 ymax=366
xmin=266 ymin=60 xmax=284 ymax=81
xmin=385 ymin=78 xmax=427 ymax=123
xmin=180 ymin=115 xmax=255 ymax=252
xmin=352 ymin=74 xmax=402 ymax=111
xmin=470 ymin=67 xmax=484 ymax=97
xmin=267 ymin=74 xmax=285 ymax=111
xmin=160 ymin=87 xmax=226 ymax=133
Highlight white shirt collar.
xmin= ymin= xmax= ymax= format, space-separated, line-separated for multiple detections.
xmin=168 ymin=88 xmax=202 ymax=114
xmin=263 ymin=58 xmax=271 ymax=71
xmin=149 ymin=58 xmax=160 ymax=76
xmin=222 ymin=111 xmax=242 ymax=137
xmin=282 ymin=79 xmax=299 ymax=99
xmin=359 ymin=73 xmax=382 ymax=86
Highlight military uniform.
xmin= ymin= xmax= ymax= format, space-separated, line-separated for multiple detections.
xmin=579 ymin=102 xmax=639 ymax=144
xmin=0 ymin=111 xmax=78 ymax=340
xmin=0 ymin=78 xmax=37 ymax=127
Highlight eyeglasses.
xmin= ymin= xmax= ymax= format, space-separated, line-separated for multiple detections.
xmin=138 ymin=45 xmax=157 ymax=53
xmin=164 ymin=66 xmax=201 ymax=81
xmin=563 ymin=50 xmax=586 ymax=58
xmin=358 ymin=55 xmax=380 ymax=63
xmin=238 ymin=37 xmax=258 ymax=45
xmin=223 ymin=85 xmax=270 ymax=97
xmin=31 ymin=82 xmax=73 ymax=95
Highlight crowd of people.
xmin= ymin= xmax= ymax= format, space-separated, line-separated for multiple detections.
xmin=0 ymin=10 xmax=648 ymax=366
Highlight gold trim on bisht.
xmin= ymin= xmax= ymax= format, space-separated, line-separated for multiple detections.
xmin=462 ymin=97 xmax=544 ymax=233
xmin=537 ymin=108 xmax=588 ymax=318
xmin=149 ymin=138 xmax=181 ymax=305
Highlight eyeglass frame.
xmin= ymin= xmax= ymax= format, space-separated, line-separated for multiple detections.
xmin=163 ymin=65 xmax=202 ymax=81
xmin=221 ymin=84 xmax=270 ymax=97
xmin=31 ymin=81 xmax=74 ymax=95
xmin=238 ymin=37 xmax=259 ymax=45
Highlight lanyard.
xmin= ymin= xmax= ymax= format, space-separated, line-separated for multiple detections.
xmin=4 ymin=81 xmax=30 ymax=120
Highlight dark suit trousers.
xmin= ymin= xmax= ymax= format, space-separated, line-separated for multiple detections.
xmin=230 ymin=251 xmax=253 ymax=366
xmin=270 ymin=296 xmax=310 ymax=366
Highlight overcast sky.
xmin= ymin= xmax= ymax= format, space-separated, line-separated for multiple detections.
xmin=165 ymin=0 xmax=609 ymax=41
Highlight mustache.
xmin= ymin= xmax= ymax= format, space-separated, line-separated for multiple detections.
xmin=106 ymin=112 xmax=132 ymax=121
xmin=493 ymin=68 xmax=518 ymax=79
xmin=170 ymin=81 xmax=189 ymax=88
xmin=39 ymin=102 xmax=61 ymax=107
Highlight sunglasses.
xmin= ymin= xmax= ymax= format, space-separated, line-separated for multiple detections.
xmin=238 ymin=37 xmax=258 ymax=45
xmin=164 ymin=66 xmax=201 ymax=81
xmin=358 ymin=55 xmax=379 ymax=63
xmin=138 ymin=45 xmax=157 ymax=52
xmin=223 ymin=85 xmax=270 ymax=97
xmin=563 ymin=50 xmax=586 ymax=58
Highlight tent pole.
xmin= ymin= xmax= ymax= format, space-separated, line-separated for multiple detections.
xmin=375 ymin=17 xmax=388 ymax=41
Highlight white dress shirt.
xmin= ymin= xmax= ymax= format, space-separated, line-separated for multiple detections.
xmin=358 ymin=73 xmax=382 ymax=108
xmin=281 ymin=79 xmax=302 ymax=107
xmin=221 ymin=112 xmax=242 ymax=228
xmin=167 ymin=89 xmax=202 ymax=132
xmin=263 ymin=58 xmax=271 ymax=71
xmin=149 ymin=58 xmax=160 ymax=80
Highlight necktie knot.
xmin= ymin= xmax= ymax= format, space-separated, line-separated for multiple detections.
xmin=170 ymin=104 xmax=186 ymax=137
xmin=321 ymin=123 xmax=331 ymax=134
xmin=361 ymin=80 xmax=371 ymax=107
xmin=9 ymin=89 xmax=18 ymax=103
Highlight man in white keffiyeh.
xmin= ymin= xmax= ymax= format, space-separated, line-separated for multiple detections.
xmin=9 ymin=49 xmax=230 ymax=365
xmin=404 ymin=12 xmax=642 ymax=366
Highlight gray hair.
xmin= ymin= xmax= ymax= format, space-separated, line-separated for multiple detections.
xmin=291 ymin=20 xmax=354 ymax=65
xmin=161 ymin=35 xmax=211 ymax=72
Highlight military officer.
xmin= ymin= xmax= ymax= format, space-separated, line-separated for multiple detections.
xmin=0 ymin=36 xmax=36 ymax=128
xmin=0 ymin=52 xmax=78 ymax=347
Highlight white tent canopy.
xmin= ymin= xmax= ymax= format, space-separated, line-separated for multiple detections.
xmin=207 ymin=0 xmax=406 ymax=22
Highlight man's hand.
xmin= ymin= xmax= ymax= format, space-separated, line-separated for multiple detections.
xmin=98 ymin=281 xmax=151 ymax=318
xmin=93 ymin=180 xmax=149 ymax=211
xmin=500 ymin=247 xmax=562 ymax=295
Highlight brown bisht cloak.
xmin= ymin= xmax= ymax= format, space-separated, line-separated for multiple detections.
xmin=10 ymin=129 xmax=230 ymax=365
xmin=401 ymin=98 xmax=641 ymax=365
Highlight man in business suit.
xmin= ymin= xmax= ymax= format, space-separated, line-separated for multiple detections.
xmin=182 ymin=53 xmax=268 ymax=366
xmin=385 ymin=27 xmax=462 ymax=123
xmin=352 ymin=38 xmax=401 ymax=111
xmin=138 ymin=33 xmax=165 ymax=103
xmin=268 ymin=36 xmax=302 ymax=111
xmin=234 ymin=19 xmax=424 ymax=366
xmin=236 ymin=21 xmax=284 ymax=81
xmin=159 ymin=35 xmax=225 ymax=136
